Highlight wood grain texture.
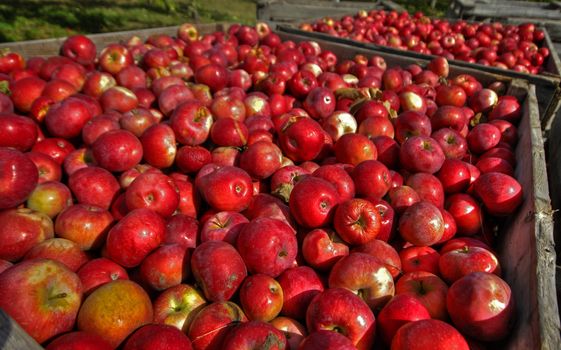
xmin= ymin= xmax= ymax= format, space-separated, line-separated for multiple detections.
xmin=256 ymin=0 xmax=405 ymax=25
xmin=497 ymin=82 xmax=561 ymax=349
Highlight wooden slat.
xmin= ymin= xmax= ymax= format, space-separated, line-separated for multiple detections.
xmin=497 ymin=82 xmax=560 ymax=349
xmin=256 ymin=0 xmax=405 ymax=24
xmin=467 ymin=6 xmax=561 ymax=21
xmin=548 ymin=106 xmax=561 ymax=339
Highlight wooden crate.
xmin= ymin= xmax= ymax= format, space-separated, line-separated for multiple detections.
xmin=449 ymin=0 xmax=561 ymax=42
xmin=0 ymin=24 xmax=558 ymax=350
xmin=256 ymin=0 xmax=405 ymax=26
xmin=546 ymin=102 xmax=561 ymax=340
xmin=277 ymin=25 xmax=561 ymax=132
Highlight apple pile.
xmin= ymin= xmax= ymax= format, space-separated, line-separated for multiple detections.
xmin=300 ymin=9 xmax=551 ymax=74
xmin=0 ymin=22 xmax=524 ymax=350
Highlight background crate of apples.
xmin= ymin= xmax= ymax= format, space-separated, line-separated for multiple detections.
xmin=0 ymin=1 xmax=560 ymax=350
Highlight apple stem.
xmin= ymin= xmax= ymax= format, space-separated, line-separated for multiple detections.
xmin=418 ymin=281 xmax=426 ymax=295
xmin=49 ymin=292 xmax=68 ymax=300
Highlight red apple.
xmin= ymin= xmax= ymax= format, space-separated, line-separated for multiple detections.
xmin=99 ymin=44 xmax=133 ymax=75
xmin=92 ymin=129 xmax=143 ymax=172
xmin=467 ymin=123 xmax=501 ymax=154
xmin=399 ymin=246 xmax=440 ymax=275
xmin=28 ymin=150 xmax=62 ymax=183
xmin=406 ymin=172 xmax=445 ymax=208
xmin=391 ymin=319 xmax=469 ymax=350
xmin=158 ymin=84 xmax=195 ymax=116
xmin=195 ymin=63 xmax=228 ymax=92
xmin=299 ymin=330 xmax=357 ymax=350
xmin=32 ymin=137 xmax=76 ymax=166
xmin=100 ymin=86 xmax=139 ymax=113
xmin=278 ymin=266 xmax=325 ymax=320
xmin=0 ymin=113 xmax=38 ymax=151
xmin=82 ymin=72 xmax=116 ymax=99
xmin=352 ymin=160 xmax=391 ymax=199
xmin=9 ymin=76 xmax=46 ymax=112
xmin=123 ymin=324 xmax=193 ymax=350
xmin=26 ymin=180 xmax=72 ymax=218
xmin=46 ymin=331 xmax=113 ymax=350
xmin=0 ymin=208 xmax=53 ymax=262
xmin=187 ymin=301 xmax=248 ymax=350
xmin=153 ymin=283 xmax=207 ymax=332
xmin=68 ymin=166 xmax=120 ymax=210
xmin=377 ymin=294 xmax=431 ymax=345
xmin=395 ymin=271 xmax=448 ymax=320
xmin=431 ymin=127 xmax=468 ymax=159
xmin=333 ymin=198 xmax=381 ymax=245
xmin=170 ymin=173 xmax=200 ymax=218
xmin=197 ymin=165 xmax=253 ymax=212
xmin=140 ymin=123 xmax=177 ymax=169
xmin=473 ymin=172 xmax=523 ymax=216
xmin=289 ymin=176 xmax=340 ymax=229
xmin=335 ymin=133 xmax=377 ymax=165
xmin=306 ymin=288 xmax=376 ymax=350
xmin=191 ymin=240 xmax=247 ymax=301
xmin=23 ymin=237 xmax=88 ymax=272
xmin=278 ymin=117 xmax=325 ymax=162
xmin=165 ymin=213 xmax=199 ymax=248
xmin=301 ymin=228 xmax=349 ymax=271
xmin=0 ymin=259 xmax=82 ymax=344
xmin=236 ymin=217 xmax=297 ymax=277
xmin=125 ymin=172 xmax=179 ymax=217
xmin=270 ymin=317 xmax=308 ymax=350
xmin=222 ymin=321 xmax=287 ymax=350
xmin=439 ymin=245 xmax=500 ymax=283
xmin=139 ymin=243 xmax=190 ymax=291
xmin=447 ymin=272 xmax=515 ymax=341
xmin=176 ymin=145 xmax=212 ymax=174
xmin=200 ymin=210 xmax=248 ymax=244
xmin=0 ymin=147 xmax=38 ymax=209
xmin=239 ymin=274 xmax=283 ymax=322
xmin=399 ymin=135 xmax=445 ymax=174
xmin=170 ymin=100 xmax=213 ymax=146
xmin=399 ymin=201 xmax=444 ymax=246
xmin=61 ymin=35 xmax=97 ymax=65
xmin=82 ymin=114 xmax=121 ymax=146
xmin=77 ymin=257 xmax=129 ymax=295
xmin=105 ymin=208 xmax=165 ymax=268
xmin=329 ymin=252 xmax=395 ymax=311
xmin=395 ymin=111 xmax=432 ymax=144
xmin=239 ymin=140 xmax=283 ymax=180
xmin=120 ymin=108 xmax=157 ymax=137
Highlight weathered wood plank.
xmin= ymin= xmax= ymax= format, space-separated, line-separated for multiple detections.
xmin=498 ymin=83 xmax=560 ymax=349
xmin=468 ymin=6 xmax=561 ymax=20
xmin=256 ymin=0 xmax=405 ymax=24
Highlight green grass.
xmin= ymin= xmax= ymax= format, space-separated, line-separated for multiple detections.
xmin=0 ymin=0 xmax=257 ymax=43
